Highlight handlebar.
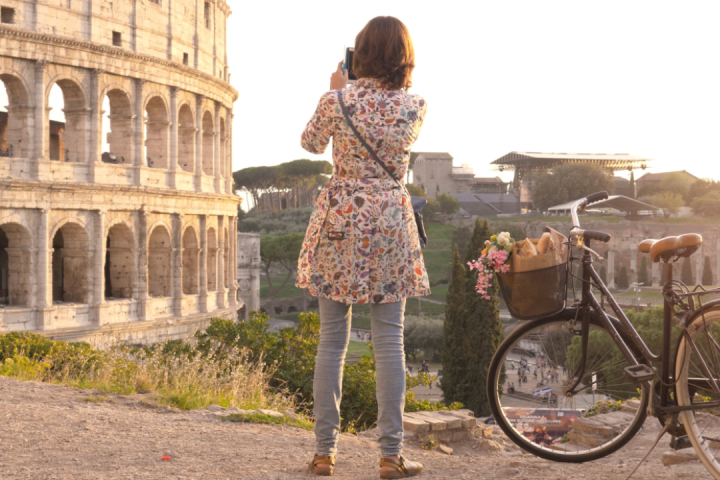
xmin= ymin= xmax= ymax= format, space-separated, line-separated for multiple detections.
xmin=570 ymin=191 xmax=612 ymax=245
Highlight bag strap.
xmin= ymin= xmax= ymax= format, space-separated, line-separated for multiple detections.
xmin=336 ymin=90 xmax=404 ymax=191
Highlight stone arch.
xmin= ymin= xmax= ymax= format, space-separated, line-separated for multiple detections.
xmin=102 ymin=88 xmax=133 ymax=165
xmin=0 ymin=73 xmax=31 ymax=159
xmin=207 ymin=227 xmax=217 ymax=291
xmin=145 ymin=96 xmax=169 ymax=169
xmin=182 ymin=226 xmax=199 ymax=294
xmin=178 ymin=103 xmax=195 ymax=172
xmin=202 ymin=110 xmax=214 ymax=175
xmin=105 ymin=223 xmax=135 ymax=300
xmin=219 ymin=116 xmax=227 ymax=179
xmin=0 ymin=222 xmax=32 ymax=306
xmin=47 ymin=77 xmax=87 ymax=163
xmin=51 ymin=221 xmax=90 ymax=304
xmin=147 ymin=225 xmax=172 ymax=297
xmin=223 ymin=228 xmax=230 ymax=289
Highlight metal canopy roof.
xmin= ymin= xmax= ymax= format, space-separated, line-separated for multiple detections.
xmin=548 ymin=195 xmax=660 ymax=212
xmin=491 ymin=151 xmax=653 ymax=172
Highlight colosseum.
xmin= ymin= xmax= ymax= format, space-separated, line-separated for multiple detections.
xmin=0 ymin=0 xmax=244 ymax=344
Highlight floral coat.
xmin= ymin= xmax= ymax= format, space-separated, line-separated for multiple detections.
xmin=295 ymin=77 xmax=431 ymax=304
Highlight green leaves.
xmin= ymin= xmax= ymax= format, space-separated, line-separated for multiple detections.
xmin=529 ymin=163 xmax=616 ymax=211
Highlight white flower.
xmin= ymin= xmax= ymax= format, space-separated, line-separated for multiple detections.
xmin=497 ymin=232 xmax=510 ymax=247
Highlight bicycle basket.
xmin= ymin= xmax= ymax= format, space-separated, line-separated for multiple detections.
xmin=497 ymin=262 xmax=568 ymax=320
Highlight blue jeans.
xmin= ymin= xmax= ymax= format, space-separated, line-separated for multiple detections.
xmin=314 ymin=297 xmax=406 ymax=457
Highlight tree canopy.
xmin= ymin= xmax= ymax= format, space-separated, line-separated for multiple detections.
xmin=436 ymin=193 xmax=461 ymax=215
xmin=529 ymin=163 xmax=616 ymax=211
xmin=259 ymin=233 xmax=305 ymax=313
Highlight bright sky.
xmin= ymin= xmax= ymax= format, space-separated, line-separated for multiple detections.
xmin=2 ymin=1 xmax=717 ymax=186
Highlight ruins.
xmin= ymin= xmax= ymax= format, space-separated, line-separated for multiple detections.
xmin=0 ymin=0 xmax=246 ymax=344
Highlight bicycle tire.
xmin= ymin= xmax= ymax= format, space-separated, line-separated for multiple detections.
xmin=487 ymin=310 xmax=649 ymax=463
xmin=675 ymin=305 xmax=720 ymax=479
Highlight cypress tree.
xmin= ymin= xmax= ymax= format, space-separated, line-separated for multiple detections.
xmin=629 ymin=170 xmax=636 ymax=199
xmin=460 ymin=218 xmax=503 ymax=416
xmin=681 ymin=257 xmax=693 ymax=285
xmin=599 ymin=265 xmax=607 ymax=284
xmin=637 ymin=257 xmax=649 ymax=286
xmin=440 ymin=245 xmax=466 ymax=404
xmin=617 ymin=266 xmax=629 ymax=289
xmin=702 ymin=256 xmax=713 ymax=286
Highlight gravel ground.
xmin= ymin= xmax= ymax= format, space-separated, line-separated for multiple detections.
xmin=0 ymin=376 xmax=715 ymax=479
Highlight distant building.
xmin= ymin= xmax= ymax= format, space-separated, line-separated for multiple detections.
xmin=450 ymin=193 xmax=521 ymax=217
xmin=411 ymin=152 xmax=509 ymax=197
xmin=635 ymin=170 xmax=699 ymax=196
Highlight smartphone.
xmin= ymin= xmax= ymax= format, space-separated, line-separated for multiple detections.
xmin=344 ymin=47 xmax=357 ymax=82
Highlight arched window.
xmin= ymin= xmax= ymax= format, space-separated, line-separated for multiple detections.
xmin=0 ymin=223 xmax=31 ymax=306
xmin=182 ymin=226 xmax=199 ymax=294
xmin=145 ymin=97 xmax=169 ymax=169
xmin=101 ymin=89 xmax=133 ymax=165
xmin=52 ymin=223 xmax=90 ymax=304
xmin=105 ymin=224 xmax=135 ymax=299
xmin=178 ymin=104 xmax=195 ymax=172
xmin=0 ymin=74 xmax=30 ymax=159
xmin=48 ymin=80 xmax=86 ymax=163
xmin=202 ymin=111 xmax=214 ymax=175
xmin=207 ymin=227 xmax=217 ymax=291
xmin=148 ymin=225 xmax=172 ymax=297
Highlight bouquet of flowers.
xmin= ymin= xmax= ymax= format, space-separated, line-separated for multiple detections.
xmin=467 ymin=232 xmax=515 ymax=300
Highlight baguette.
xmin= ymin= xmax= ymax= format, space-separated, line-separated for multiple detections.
xmin=537 ymin=232 xmax=554 ymax=254
xmin=516 ymin=239 xmax=538 ymax=257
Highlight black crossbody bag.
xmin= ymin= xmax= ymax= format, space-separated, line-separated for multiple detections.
xmin=336 ymin=91 xmax=428 ymax=248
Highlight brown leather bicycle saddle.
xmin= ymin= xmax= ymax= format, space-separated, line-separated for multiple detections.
xmin=638 ymin=234 xmax=703 ymax=263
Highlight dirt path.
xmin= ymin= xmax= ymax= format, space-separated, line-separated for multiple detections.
xmin=0 ymin=376 xmax=713 ymax=479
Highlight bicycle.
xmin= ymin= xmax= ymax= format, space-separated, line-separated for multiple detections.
xmin=487 ymin=191 xmax=720 ymax=478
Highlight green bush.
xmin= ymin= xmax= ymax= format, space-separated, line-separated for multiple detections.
xmin=617 ymin=266 xmax=629 ymax=289
xmin=238 ymin=206 xmax=314 ymax=235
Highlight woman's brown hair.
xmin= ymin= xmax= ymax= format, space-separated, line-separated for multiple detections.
xmin=352 ymin=16 xmax=415 ymax=90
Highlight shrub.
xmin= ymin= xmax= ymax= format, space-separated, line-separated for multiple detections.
xmin=436 ymin=193 xmax=460 ymax=215
xmin=637 ymin=257 xmax=649 ymax=286
xmin=617 ymin=266 xmax=629 ymax=289
xmin=681 ymin=257 xmax=693 ymax=285
xmin=703 ymin=256 xmax=714 ymax=286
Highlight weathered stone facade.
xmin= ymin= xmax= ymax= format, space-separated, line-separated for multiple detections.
xmin=236 ymin=233 xmax=261 ymax=317
xmin=0 ymin=0 xmax=242 ymax=344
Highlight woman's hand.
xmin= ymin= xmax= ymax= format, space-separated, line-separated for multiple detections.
xmin=330 ymin=61 xmax=349 ymax=90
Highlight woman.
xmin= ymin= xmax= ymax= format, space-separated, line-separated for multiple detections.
xmin=296 ymin=16 xmax=430 ymax=479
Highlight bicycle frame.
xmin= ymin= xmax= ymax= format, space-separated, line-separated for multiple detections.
xmin=569 ymin=238 xmax=720 ymax=416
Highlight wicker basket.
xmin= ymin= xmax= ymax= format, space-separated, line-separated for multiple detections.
xmin=497 ymin=262 xmax=568 ymax=320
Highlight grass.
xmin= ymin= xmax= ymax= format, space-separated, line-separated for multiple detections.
xmin=347 ymin=342 xmax=372 ymax=357
xmin=221 ymin=412 xmax=314 ymax=431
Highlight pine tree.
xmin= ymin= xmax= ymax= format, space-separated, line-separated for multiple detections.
xmin=702 ymin=256 xmax=713 ymax=286
xmin=617 ymin=266 xmax=629 ymax=289
xmin=681 ymin=257 xmax=693 ymax=285
xmin=637 ymin=257 xmax=649 ymax=286
xmin=629 ymin=170 xmax=636 ymax=199
xmin=460 ymin=218 xmax=503 ymax=416
xmin=440 ymin=245 xmax=466 ymax=404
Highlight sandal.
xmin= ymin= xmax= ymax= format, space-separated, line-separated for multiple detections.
xmin=308 ymin=454 xmax=335 ymax=476
xmin=379 ymin=455 xmax=423 ymax=479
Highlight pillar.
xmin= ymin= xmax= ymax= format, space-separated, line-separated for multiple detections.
xmin=92 ymin=210 xmax=109 ymax=325
xmin=229 ymin=216 xmax=239 ymax=306
xmin=33 ymin=60 xmax=49 ymax=179
xmin=651 ymin=261 xmax=660 ymax=287
xmin=225 ymin=109 xmax=234 ymax=193
xmin=198 ymin=214 xmax=208 ymax=312
xmin=214 ymin=102 xmax=222 ymax=193
xmin=194 ymin=94 xmax=204 ymax=192
xmin=695 ymin=244 xmax=704 ymax=286
xmin=133 ymin=79 xmax=146 ymax=186
xmin=629 ymin=241 xmax=637 ymax=285
xmin=172 ymin=213 xmax=184 ymax=316
xmin=606 ymin=251 xmax=616 ymax=290
xmin=217 ymin=215 xmax=226 ymax=309
xmin=169 ymin=86 xmax=179 ymax=188
xmin=88 ymin=69 xmax=105 ymax=183
xmin=137 ymin=209 xmax=149 ymax=321
xmin=36 ymin=208 xmax=54 ymax=329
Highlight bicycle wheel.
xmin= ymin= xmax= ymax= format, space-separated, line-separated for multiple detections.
xmin=676 ymin=305 xmax=720 ymax=479
xmin=487 ymin=311 xmax=649 ymax=462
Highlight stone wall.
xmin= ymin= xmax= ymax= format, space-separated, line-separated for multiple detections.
xmin=0 ymin=1 xmax=242 ymax=343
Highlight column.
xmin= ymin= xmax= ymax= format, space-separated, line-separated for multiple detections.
xmin=36 ymin=208 xmax=54 ymax=329
xmin=214 ymin=102 xmax=222 ymax=192
xmin=651 ymin=261 xmax=660 ymax=287
xmin=198 ymin=214 xmax=208 ymax=312
xmin=695 ymin=244 xmax=704 ymax=286
xmin=229 ymin=216 xmax=239 ymax=306
xmin=169 ymin=86 xmax=179 ymax=188
xmin=194 ymin=94 xmax=204 ymax=192
xmin=217 ymin=215 xmax=226 ymax=309
xmin=607 ymin=251 xmax=616 ymax=290
xmin=88 ymin=69 xmax=105 ymax=183
xmin=172 ymin=213 xmax=184 ymax=316
xmin=226 ymin=110 xmax=234 ymax=193
xmin=33 ymin=60 xmax=49 ymax=179
xmin=136 ymin=209 xmax=149 ymax=321
xmin=133 ymin=78 xmax=147 ymax=186
xmin=629 ymin=241 xmax=637 ymax=285
xmin=92 ymin=210 xmax=109 ymax=325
